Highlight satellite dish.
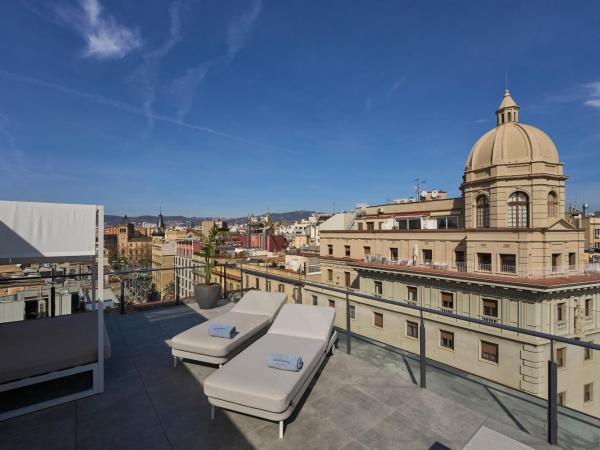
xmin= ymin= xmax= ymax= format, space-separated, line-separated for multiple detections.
xmin=420 ymin=191 xmax=428 ymax=198
xmin=431 ymin=189 xmax=439 ymax=198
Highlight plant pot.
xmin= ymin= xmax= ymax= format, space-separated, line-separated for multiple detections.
xmin=194 ymin=283 xmax=221 ymax=309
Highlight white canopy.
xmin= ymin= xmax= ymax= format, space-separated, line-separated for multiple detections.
xmin=0 ymin=200 xmax=97 ymax=263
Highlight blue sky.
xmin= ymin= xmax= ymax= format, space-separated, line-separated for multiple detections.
xmin=1 ymin=1 xmax=599 ymax=217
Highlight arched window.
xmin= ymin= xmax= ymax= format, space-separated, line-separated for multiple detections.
xmin=508 ymin=192 xmax=529 ymax=228
xmin=476 ymin=195 xmax=490 ymax=228
xmin=547 ymin=191 xmax=559 ymax=218
xmin=507 ymin=111 xmax=512 ymax=122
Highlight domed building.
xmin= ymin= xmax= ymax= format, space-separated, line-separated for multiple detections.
xmin=462 ymin=89 xmax=567 ymax=231
xmin=458 ymin=89 xmax=582 ymax=277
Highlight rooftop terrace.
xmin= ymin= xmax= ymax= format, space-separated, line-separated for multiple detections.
xmin=2 ymin=301 xmax=599 ymax=450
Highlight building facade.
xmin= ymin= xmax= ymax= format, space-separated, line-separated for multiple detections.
xmin=151 ymin=239 xmax=176 ymax=299
xmin=175 ymin=239 xmax=202 ymax=299
xmin=582 ymin=216 xmax=600 ymax=254
xmin=314 ymin=90 xmax=600 ymax=417
xmin=116 ymin=219 xmax=152 ymax=267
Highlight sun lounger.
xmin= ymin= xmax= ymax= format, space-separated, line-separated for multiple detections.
xmin=171 ymin=291 xmax=287 ymax=366
xmin=203 ymin=304 xmax=337 ymax=438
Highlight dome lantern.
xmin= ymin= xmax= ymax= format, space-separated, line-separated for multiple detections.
xmin=496 ymin=89 xmax=519 ymax=126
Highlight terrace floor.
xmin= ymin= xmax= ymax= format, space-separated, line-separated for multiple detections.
xmin=1 ymin=302 xmax=599 ymax=450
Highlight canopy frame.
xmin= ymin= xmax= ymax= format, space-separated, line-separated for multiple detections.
xmin=0 ymin=204 xmax=104 ymax=421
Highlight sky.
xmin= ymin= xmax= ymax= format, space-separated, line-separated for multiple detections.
xmin=1 ymin=1 xmax=600 ymax=217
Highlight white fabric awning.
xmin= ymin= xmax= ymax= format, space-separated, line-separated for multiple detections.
xmin=0 ymin=201 xmax=97 ymax=262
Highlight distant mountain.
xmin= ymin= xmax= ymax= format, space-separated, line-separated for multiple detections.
xmin=104 ymin=210 xmax=317 ymax=226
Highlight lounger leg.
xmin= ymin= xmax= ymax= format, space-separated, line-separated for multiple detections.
xmin=210 ymin=405 xmax=215 ymax=420
xmin=279 ymin=420 xmax=284 ymax=439
xmin=173 ymin=356 xmax=178 ymax=368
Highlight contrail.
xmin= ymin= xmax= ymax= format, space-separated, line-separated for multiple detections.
xmin=0 ymin=68 xmax=305 ymax=156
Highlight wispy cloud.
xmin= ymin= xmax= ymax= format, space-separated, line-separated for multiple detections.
xmin=546 ymin=82 xmax=600 ymax=109
xmin=56 ymin=0 xmax=142 ymax=59
xmin=584 ymin=81 xmax=600 ymax=108
xmin=0 ymin=69 xmax=304 ymax=156
xmin=388 ymin=76 xmax=407 ymax=96
xmin=132 ymin=1 xmax=182 ymax=135
xmin=227 ymin=0 xmax=263 ymax=60
xmin=475 ymin=118 xmax=489 ymax=124
xmin=169 ymin=64 xmax=210 ymax=121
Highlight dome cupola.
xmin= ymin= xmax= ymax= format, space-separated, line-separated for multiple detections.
xmin=496 ymin=89 xmax=519 ymax=126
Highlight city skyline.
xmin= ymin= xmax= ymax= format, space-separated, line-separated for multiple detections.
xmin=1 ymin=1 xmax=600 ymax=216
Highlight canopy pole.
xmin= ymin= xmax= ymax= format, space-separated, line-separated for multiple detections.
xmin=96 ymin=206 xmax=105 ymax=393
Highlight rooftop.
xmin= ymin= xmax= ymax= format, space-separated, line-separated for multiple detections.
xmin=2 ymin=302 xmax=598 ymax=450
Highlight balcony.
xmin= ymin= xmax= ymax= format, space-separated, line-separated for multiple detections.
xmin=2 ymin=301 xmax=599 ymax=450
xmin=478 ymin=314 xmax=500 ymax=324
xmin=361 ymin=254 xmax=598 ymax=280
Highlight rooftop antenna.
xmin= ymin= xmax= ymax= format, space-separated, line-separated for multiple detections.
xmin=414 ymin=178 xmax=426 ymax=202
xmin=505 ymin=71 xmax=508 ymax=90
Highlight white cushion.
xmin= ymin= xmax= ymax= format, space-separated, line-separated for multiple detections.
xmin=231 ymin=291 xmax=287 ymax=318
xmin=267 ymin=304 xmax=335 ymax=341
xmin=204 ymin=333 xmax=324 ymax=413
xmin=171 ymin=311 xmax=269 ymax=358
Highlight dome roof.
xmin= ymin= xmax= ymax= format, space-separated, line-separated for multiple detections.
xmin=465 ymin=90 xmax=560 ymax=172
xmin=465 ymin=123 xmax=560 ymax=171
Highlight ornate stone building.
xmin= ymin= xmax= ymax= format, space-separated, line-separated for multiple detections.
xmin=313 ymin=90 xmax=600 ymax=417
xmin=116 ymin=216 xmax=152 ymax=267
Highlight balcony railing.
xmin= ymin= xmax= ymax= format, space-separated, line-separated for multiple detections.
xmin=476 ymin=263 xmax=492 ymax=273
xmin=499 ymin=264 xmax=517 ymax=274
xmin=361 ymin=254 xmax=600 ymax=279
xmin=479 ymin=314 xmax=499 ymax=323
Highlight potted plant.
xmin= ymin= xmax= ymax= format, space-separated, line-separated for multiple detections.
xmin=194 ymin=224 xmax=222 ymax=309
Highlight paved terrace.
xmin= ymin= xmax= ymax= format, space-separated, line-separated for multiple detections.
xmin=1 ymin=302 xmax=599 ymax=450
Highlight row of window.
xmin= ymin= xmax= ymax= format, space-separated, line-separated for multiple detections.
xmin=329 ymin=302 xmax=501 ymax=364
xmin=556 ymin=298 xmax=595 ymax=321
xmin=249 ymin=276 xmax=287 ymax=293
xmin=476 ymin=191 xmax=559 ymax=229
xmin=329 ymin=244 xmax=577 ymax=274
xmin=369 ymin=282 xmax=501 ymax=318
xmin=558 ymin=383 xmax=595 ymax=406
xmin=377 ymin=280 xmax=595 ymax=323
xmin=356 ymin=216 xmax=461 ymax=231
xmin=555 ymin=344 xmax=595 ymax=368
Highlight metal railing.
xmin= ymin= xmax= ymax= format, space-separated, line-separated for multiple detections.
xmin=4 ymin=261 xmax=598 ymax=445
xmin=0 ymin=263 xmax=228 ymax=319
xmin=236 ymin=264 xmax=600 ymax=446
